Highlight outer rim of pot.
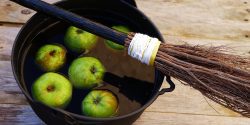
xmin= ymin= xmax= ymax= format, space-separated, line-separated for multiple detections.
xmin=11 ymin=0 xmax=165 ymax=122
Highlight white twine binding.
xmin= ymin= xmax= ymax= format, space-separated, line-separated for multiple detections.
xmin=128 ymin=33 xmax=161 ymax=65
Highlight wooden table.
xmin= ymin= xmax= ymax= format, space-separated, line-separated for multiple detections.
xmin=0 ymin=0 xmax=250 ymax=124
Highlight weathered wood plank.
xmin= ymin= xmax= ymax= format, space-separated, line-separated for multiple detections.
xmin=0 ymin=61 xmax=39 ymax=123
xmin=137 ymin=0 xmax=250 ymax=39
xmin=0 ymin=0 xmax=58 ymax=24
xmin=0 ymin=26 xmax=20 ymax=61
xmin=136 ymin=0 xmax=250 ymax=55
xmin=134 ymin=112 xmax=250 ymax=125
xmin=0 ymin=104 xmax=44 ymax=125
xmin=0 ymin=104 xmax=249 ymax=125
xmin=0 ymin=61 xmax=26 ymax=105
xmin=145 ymin=78 xmax=241 ymax=117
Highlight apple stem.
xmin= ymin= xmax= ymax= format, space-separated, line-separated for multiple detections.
xmin=93 ymin=97 xmax=101 ymax=105
xmin=90 ymin=66 xmax=97 ymax=74
xmin=47 ymin=85 xmax=55 ymax=92
xmin=49 ymin=50 xmax=56 ymax=56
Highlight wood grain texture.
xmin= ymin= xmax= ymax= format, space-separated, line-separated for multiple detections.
xmin=135 ymin=112 xmax=250 ymax=125
xmin=0 ymin=26 xmax=20 ymax=61
xmin=0 ymin=61 xmax=27 ymax=105
xmin=0 ymin=0 xmax=250 ymax=125
xmin=138 ymin=0 xmax=250 ymax=36
xmin=0 ymin=60 xmax=43 ymax=124
xmin=145 ymin=78 xmax=241 ymax=117
xmin=136 ymin=0 xmax=250 ymax=55
xmin=0 ymin=0 xmax=58 ymax=23
xmin=0 ymin=104 xmax=44 ymax=125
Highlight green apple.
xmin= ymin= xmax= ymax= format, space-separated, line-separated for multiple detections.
xmin=105 ymin=25 xmax=131 ymax=50
xmin=32 ymin=72 xmax=72 ymax=109
xmin=35 ymin=44 xmax=66 ymax=72
xmin=68 ymin=57 xmax=105 ymax=89
xmin=64 ymin=26 xmax=98 ymax=53
xmin=82 ymin=90 xmax=118 ymax=118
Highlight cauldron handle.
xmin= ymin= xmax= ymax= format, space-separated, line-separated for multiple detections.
xmin=158 ymin=76 xmax=175 ymax=95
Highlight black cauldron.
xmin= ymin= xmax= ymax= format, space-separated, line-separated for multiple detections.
xmin=11 ymin=0 xmax=175 ymax=125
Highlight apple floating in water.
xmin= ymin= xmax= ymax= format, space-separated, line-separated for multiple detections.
xmin=64 ymin=26 xmax=98 ymax=53
xmin=68 ymin=57 xmax=105 ymax=89
xmin=35 ymin=44 xmax=66 ymax=72
xmin=32 ymin=72 xmax=73 ymax=109
xmin=105 ymin=25 xmax=131 ymax=50
xmin=82 ymin=90 xmax=118 ymax=118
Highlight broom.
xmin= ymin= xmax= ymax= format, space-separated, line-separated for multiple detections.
xmin=11 ymin=0 xmax=250 ymax=117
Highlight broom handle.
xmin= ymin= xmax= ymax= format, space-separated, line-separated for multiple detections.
xmin=10 ymin=0 xmax=127 ymax=46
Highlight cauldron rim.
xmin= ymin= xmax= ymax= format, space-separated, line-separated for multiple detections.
xmin=11 ymin=0 xmax=172 ymax=124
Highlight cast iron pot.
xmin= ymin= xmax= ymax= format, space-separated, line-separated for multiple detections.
xmin=11 ymin=0 xmax=175 ymax=125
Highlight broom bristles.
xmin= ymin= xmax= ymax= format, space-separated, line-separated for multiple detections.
xmin=125 ymin=33 xmax=250 ymax=117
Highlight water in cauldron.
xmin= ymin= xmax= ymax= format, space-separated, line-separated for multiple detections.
xmin=23 ymin=21 xmax=155 ymax=116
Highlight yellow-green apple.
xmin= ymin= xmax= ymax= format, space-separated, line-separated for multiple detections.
xmin=32 ymin=72 xmax=72 ymax=109
xmin=64 ymin=26 xmax=98 ymax=53
xmin=68 ymin=57 xmax=105 ymax=89
xmin=35 ymin=44 xmax=66 ymax=71
xmin=82 ymin=90 xmax=118 ymax=118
